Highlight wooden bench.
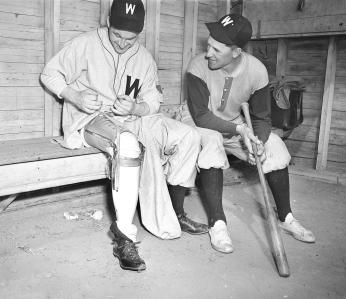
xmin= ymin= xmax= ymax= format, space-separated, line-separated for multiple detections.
xmin=0 ymin=106 xmax=180 ymax=213
xmin=0 ymin=137 xmax=109 ymax=212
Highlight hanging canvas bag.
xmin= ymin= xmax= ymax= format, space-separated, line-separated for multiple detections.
xmin=270 ymin=78 xmax=305 ymax=131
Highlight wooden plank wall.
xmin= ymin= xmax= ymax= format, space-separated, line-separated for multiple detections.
xmin=0 ymin=0 xmax=45 ymax=141
xmin=57 ymin=0 xmax=101 ymax=135
xmin=244 ymin=0 xmax=346 ymax=174
xmin=284 ymin=38 xmax=328 ymax=169
xmin=158 ymin=0 xmax=221 ymax=115
xmin=250 ymin=36 xmax=346 ymax=174
xmin=0 ymin=0 xmax=101 ymax=140
xmin=243 ymin=0 xmax=346 ymax=38
xmin=158 ymin=0 xmax=185 ymax=106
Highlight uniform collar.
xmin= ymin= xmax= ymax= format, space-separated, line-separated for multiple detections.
xmin=222 ymin=52 xmax=247 ymax=78
xmin=97 ymin=27 xmax=140 ymax=60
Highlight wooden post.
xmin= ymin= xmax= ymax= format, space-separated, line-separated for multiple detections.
xmin=145 ymin=0 xmax=161 ymax=62
xmin=230 ymin=0 xmax=243 ymax=15
xmin=44 ymin=0 xmax=60 ymax=136
xmin=180 ymin=0 xmax=198 ymax=103
xmin=276 ymin=38 xmax=287 ymax=79
xmin=217 ymin=0 xmax=227 ymax=18
xmin=226 ymin=0 xmax=231 ymax=14
xmin=100 ymin=0 xmax=111 ymax=27
xmin=316 ymin=36 xmax=337 ymax=171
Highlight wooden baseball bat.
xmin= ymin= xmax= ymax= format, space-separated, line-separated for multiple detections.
xmin=241 ymin=102 xmax=290 ymax=277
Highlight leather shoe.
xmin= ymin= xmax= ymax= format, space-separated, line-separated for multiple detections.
xmin=178 ymin=213 xmax=208 ymax=235
xmin=110 ymin=221 xmax=146 ymax=272
xmin=113 ymin=240 xmax=146 ymax=272
xmin=209 ymin=220 xmax=234 ymax=253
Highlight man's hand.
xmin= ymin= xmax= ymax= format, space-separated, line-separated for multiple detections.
xmin=61 ymin=87 xmax=102 ymax=114
xmin=247 ymin=141 xmax=266 ymax=165
xmin=236 ymin=124 xmax=266 ymax=165
xmin=112 ymin=95 xmax=150 ymax=116
xmin=112 ymin=95 xmax=135 ymax=116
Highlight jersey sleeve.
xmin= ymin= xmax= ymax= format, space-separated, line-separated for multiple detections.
xmin=137 ymin=54 xmax=162 ymax=114
xmin=40 ymin=37 xmax=88 ymax=98
xmin=186 ymin=72 xmax=237 ymax=135
xmin=248 ymin=84 xmax=271 ymax=143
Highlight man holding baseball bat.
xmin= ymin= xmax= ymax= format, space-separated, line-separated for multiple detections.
xmin=177 ymin=13 xmax=315 ymax=254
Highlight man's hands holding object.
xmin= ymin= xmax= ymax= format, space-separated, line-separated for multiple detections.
xmin=112 ymin=95 xmax=136 ymax=116
xmin=61 ymin=87 xmax=102 ymax=114
xmin=236 ymin=124 xmax=266 ymax=165
xmin=76 ymin=90 xmax=102 ymax=114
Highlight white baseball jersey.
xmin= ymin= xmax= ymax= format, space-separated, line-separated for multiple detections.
xmin=41 ymin=27 xmax=163 ymax=149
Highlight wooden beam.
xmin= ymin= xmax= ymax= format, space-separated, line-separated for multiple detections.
xmin=0 ymin=154 xmax=108 ymax=197
xmin=0 ymin=194 xmax=18 ymax=213
xmin=316 ymin=36 xmax=337 ymax=171
xmin=276 ymin=38 xmax=287 ymax=79
xmin=100 ymin=0 xmax=111 ymax=27
xmin=145 ymin=0 xmax=161 ymax=62
xmin=180 ymin=0 xmax=198 ymax=103
xmin=44 ymin=0 xmax=60 ymax=136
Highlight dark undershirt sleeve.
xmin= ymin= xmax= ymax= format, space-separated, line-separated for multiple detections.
xmin=248 ymin=84 xmax=272 ymax=143
xmin=186 ymin=72 xmax=237 ymax=135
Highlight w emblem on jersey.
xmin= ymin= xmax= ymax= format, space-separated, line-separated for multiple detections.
xmin=125 ymin=75 xmax=141 ymax=98
xmin=125 ymin=3 xmax=136 ymax=15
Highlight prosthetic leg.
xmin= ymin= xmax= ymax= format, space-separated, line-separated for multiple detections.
xmin=84 ymin=115 xmax=146 ymax=271
xmin=109 ymin=132 xmax=146 ymax=271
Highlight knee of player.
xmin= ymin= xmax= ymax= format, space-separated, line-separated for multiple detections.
xmin=118 ymin=131 xmax=141 ymax=158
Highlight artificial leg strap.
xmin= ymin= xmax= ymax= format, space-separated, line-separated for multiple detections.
xmin=111 ymin=132 xmax=144 ymax=191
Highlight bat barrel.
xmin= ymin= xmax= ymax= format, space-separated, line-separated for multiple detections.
xmin=241 ymin=102 xmax=290 ymax=277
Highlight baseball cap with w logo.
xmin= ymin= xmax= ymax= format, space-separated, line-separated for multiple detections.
xmin=206 ymin=14 xmax=252 ymax=48
xmin=109 ymin=0 xmax=145 ymax=33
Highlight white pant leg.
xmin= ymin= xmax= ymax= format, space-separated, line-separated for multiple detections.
xmin=159 ymin=116 xmax=201 ymax=187
xmin=223 ymin=132 xmax=291 ymax=174
xmin=128 ymin=114 xmax=203 ymax=239
xmin=196 ymin=127 xmax=230 ymax=170
xmin=261 ymin=133 xmax=291 ymax=173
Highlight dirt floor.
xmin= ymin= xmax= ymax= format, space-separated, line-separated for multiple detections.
xmin=0 ymin=165 xmax=346 ymax=299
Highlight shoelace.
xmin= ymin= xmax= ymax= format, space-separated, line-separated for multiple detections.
xmin=114 ymin=240 xmax=142 ymax=261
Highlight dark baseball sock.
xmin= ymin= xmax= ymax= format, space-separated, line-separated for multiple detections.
xmin=199 ymin=168 xmax=226 ymax=227
xmin=265 ymin=167 xmax=292 ymax=222
xmin=168 ymin=184 xmax=187 ymax=216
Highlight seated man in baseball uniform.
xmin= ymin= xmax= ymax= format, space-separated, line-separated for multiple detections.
xmin=41 ymin=0 xmax=208 ymax=272
xmin=176 ymin=13 xmax=315 ymax=254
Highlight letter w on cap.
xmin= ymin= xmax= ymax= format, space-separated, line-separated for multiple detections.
xmin=126 ymin=3 xmax=136 ymax=15
xmin=221 ymin=16 xmax=234 ymax=27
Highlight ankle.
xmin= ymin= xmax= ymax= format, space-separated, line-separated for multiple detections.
xmin=283 ymin=212 xmax=294 ymax=223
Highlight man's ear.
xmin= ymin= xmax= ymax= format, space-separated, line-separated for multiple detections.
xmin=106 ymin=16 xmax=110 ymax=28
xmin=232 ymin=47 xmax=242 ymax=58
